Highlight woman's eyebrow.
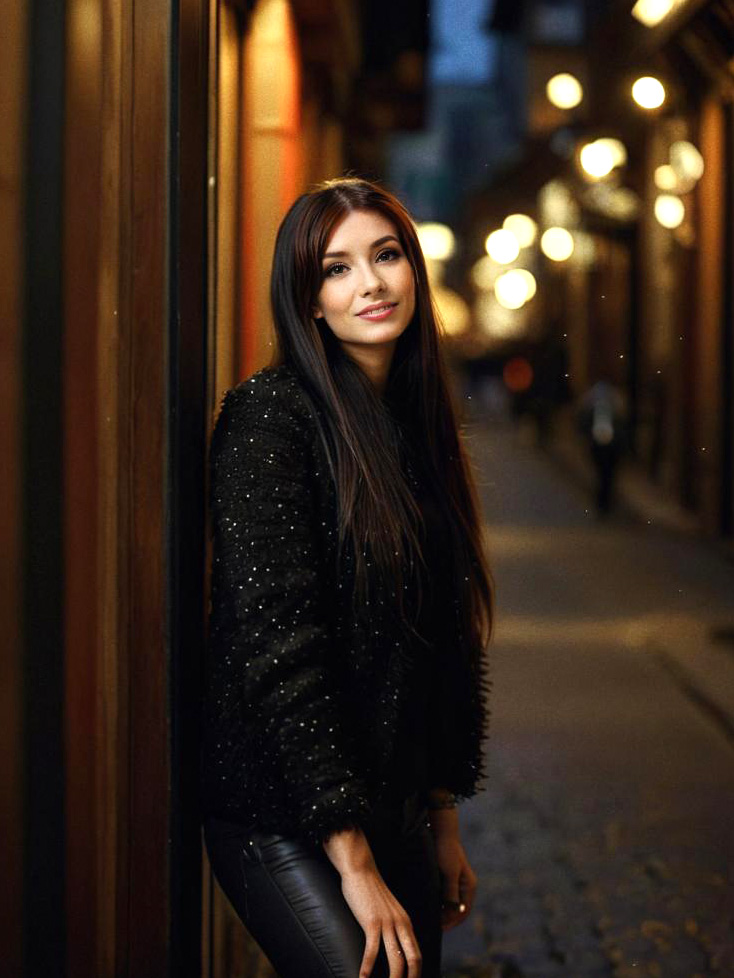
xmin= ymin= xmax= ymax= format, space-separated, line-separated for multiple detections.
xmin=323 ymin=234 xmax=399 ymax=259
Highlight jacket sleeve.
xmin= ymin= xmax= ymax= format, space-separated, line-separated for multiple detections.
xmin=208 ymin=377 xmax=373 ymax=845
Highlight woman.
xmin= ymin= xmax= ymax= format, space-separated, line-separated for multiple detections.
xmin=201 ymin=177 xmax=494 ymax=978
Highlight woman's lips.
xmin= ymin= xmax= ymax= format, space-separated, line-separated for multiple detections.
xmin=356 ymin=302 xmax=398 ymax=321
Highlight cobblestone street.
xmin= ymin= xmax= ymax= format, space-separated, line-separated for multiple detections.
xmin=442 ymin=416 xmax=734 ymax=978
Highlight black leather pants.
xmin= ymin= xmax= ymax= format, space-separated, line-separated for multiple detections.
xmin=203 ymin=792 xmax=442 ymax=978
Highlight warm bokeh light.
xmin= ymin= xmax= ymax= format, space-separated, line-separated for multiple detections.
xmin=416 ymin=222 xmax=456 ymax=261
xmin=632 ymin=76 xmax=666 ymax=109
xmin=503 ymin=357 xmax=534 ymax=394
xmin=539 ymin=180 xmax=580 ymax=227
xmin=424 ymin=257 xmax=446 ymax=286
xmin=514 ymin=268 xmax=537 ymax=300
xmin=654 ymin=164 xmax=679 ymax=191
xmin=432 ymin=285 xmax=470 ymax=335
xmin=475 ymin=294 xmax=528 ymax=340
xmin=609 ymin=187 xmax=640 ymax=220
xmin=541 ymin=227 xmax=575 ymax=261
xmin=572 ymin=231 xmax=596 ymax=266
xmin=485 ymin=228 xmax=520 ymax=264
xmin=670 ymin=141 xmax=704 ymax=182
xmin=580 ymin=140 xmax=616 ymax=179
xmin=654 ymin=194 xmax=685 ymax=228
xmin=471 ymin=256 xmax=499 ymax=291
xmin=503 ymin=213 xmax=537 ymax=248
xmin=595 ymin=138 xmax=627 ymax=168
xmin=583 ymin=183 xmax=640 ymax=221
xmin=546 ymin=73 xmax=583 ymax=110
xmin=631 ymin=0 xmax=681 ymax=27
xmin=494 ymin=269 xmax=536 ymax=310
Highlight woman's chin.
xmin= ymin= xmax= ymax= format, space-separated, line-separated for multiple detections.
xmin=349 ymin=321 xmax=411 ymax=345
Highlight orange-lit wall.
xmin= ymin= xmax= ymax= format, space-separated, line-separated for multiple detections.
xmin=695 ymin=96 xmax=725 ymax=534
xmin=241 ymin=0 xmax=303 ymax=379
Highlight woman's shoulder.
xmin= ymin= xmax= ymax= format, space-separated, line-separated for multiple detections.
xmin=211 ymin=362 xmax=322 ymax=465
xmin=216 ymin=362 xmax=314 ymax=426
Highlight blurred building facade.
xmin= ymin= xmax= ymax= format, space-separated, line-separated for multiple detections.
xmin=388 ymin=0 xmax=523 ymax=223
xmin=1 ymin=1 xmax=427 ymax=976
xmin=456 ymin=0 xmax=733 ymax=546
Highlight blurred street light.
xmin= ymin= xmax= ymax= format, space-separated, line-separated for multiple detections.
xmin=485 ymin=228 xmax=520 ymax=264
xmin=607 ymin=187 xmax=640 ymax=220
xmin=503 ymin=213 xmax=538 ymax=247
xmin=514 ymin=268 xmax=537 ymax=300
xmin=571 ymin=231 xmax=596 ymax=266
xmin=433 ymin=285 xmax=470 ymax=335
xmin=632 ymin=76 xmax=666 ymax=109
xmin=503 ymin=357 xmax=534 ymax=394
xmin=541 ymin=227 xmax=575 ymax=261
xmin=580 ymin=142 xmax=614 ymax=178
xmin=654 ymin=194 xmax=685 ymax=228
xmin=416 ymin=222 xmax=456 ymax=261
xmin=494 ymin=275 xmax=526 ymax=310
xmin=494 ymin=269 xmax=537 ymax=310
xmin=546 ymin=73 xmax=583 ymax=109
xmin=631 ymin=0 xmax=684 ymax=27
xmin=670 ymin=141 xmax=704 ymax=182
xmin=584 ymin=183 xmax=640 ymax=221
xmin=654 ymin=164 xmax=679 ymax=191
xmin=595 ymin=138 xmax=627 ymax=167
xmin=580 ymin=139 xmax=618 ymax=179
xmin=475 ymin=293 xmax=528 ymax=340
xmin=424 ymin=257 xmax=444 ymax=285
xmin=471 ymin=256 xmax=499 ymax=291
xmin=539 ymin=180 xmax=580 ymax=227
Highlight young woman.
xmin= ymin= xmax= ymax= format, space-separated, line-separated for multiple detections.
xmin=201 ymin=177 xmax=494 ymax=978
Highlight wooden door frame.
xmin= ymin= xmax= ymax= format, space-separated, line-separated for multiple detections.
xmin=6 ymin=0 xmax=210 ymax=973
xmin=119 ymin=0 xmax=210 ymax=972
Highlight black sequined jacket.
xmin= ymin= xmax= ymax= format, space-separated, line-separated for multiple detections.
xmin=200 ymin=363 xmax=490 ymax=846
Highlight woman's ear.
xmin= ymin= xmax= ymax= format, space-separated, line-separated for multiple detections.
xmin=312 ymin=305 xmax=324 ymax=320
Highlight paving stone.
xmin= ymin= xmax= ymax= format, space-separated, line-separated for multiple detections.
xmin=441 ymin=421 xmax=734 ymax=978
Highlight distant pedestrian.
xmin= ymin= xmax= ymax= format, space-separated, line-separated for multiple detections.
xmin=576 ymin=378 xmax=629 ymax=517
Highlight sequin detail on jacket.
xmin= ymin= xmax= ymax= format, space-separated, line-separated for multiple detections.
xmin=200 ymin=363 xmax=491 ymax=846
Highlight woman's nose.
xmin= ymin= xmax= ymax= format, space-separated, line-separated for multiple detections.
xmin=358 ymin=263 xmax=384 ymax=295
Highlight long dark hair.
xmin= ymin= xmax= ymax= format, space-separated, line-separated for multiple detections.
xmin=268 ymin=176 xmax=494 ymax=660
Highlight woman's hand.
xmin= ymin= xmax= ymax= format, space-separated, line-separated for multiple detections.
xmin=427 ymin=808 xmax=478 ymax=931
xmin=323 ymin=828 xmax=422 ymax=978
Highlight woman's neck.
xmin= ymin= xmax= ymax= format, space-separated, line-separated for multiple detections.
xmin=340 ymin=342 xmax=396 ymax=398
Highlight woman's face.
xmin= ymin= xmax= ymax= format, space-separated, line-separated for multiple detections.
xmin=313 ymin=209 xmax=416 ymax=366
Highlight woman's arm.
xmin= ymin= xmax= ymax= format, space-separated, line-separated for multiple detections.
xmin=322 ymin=827 xmax=423 ymax=978
xmin=427 ymin=786 xmax=456 ymax=809
xmin=209 ymin=379 xmax=371 ymax=846
xmin=427 ymin=789 xmax=478 ymax=931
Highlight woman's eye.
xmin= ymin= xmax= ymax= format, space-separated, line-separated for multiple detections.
xmin=324 ymin=248 xmax=400 ymax=278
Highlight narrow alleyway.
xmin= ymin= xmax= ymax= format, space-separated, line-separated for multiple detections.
xmin=443 ymin=414 xmax=734 ymax=978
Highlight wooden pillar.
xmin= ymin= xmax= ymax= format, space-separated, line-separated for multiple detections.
xmin=0 ymin=0 xmax=29 ymax=972
xmin=5 ymin=0 xmax=210 ymax=972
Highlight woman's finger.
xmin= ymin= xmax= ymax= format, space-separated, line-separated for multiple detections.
xmin=359 ymin=926 xmax=381 ymax=978
xmin=394 ymin=922 xmax=422 ymax=978
xmin=382 ymin=926 xmax=408 ymax=978
xmin=460 ymin=866 xmax=478 ymax=913
xmin=441 ymin=875 xmax=462 ymax=909
xmin=441 ymin=880 xmax=468 ymax=931
xmin=441 ymin=910 xmax=466 ymax=931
